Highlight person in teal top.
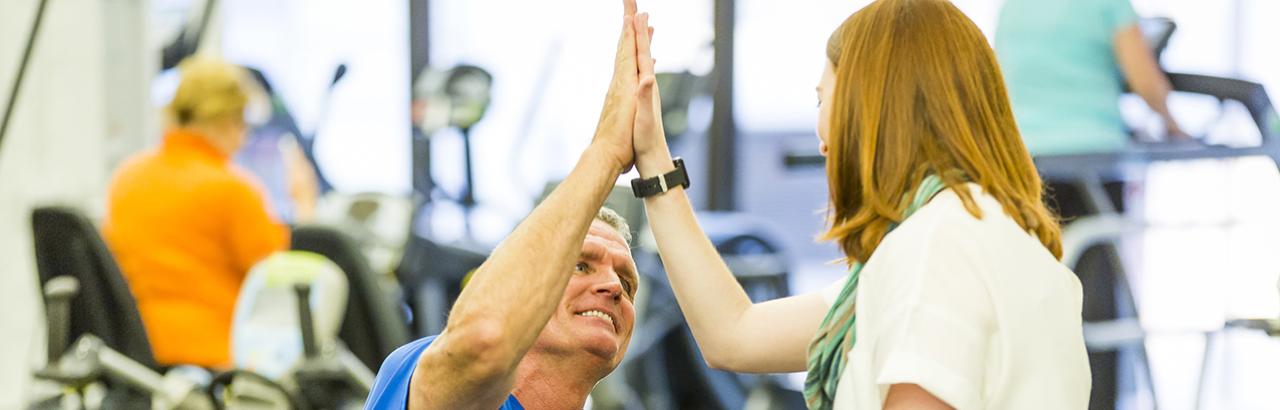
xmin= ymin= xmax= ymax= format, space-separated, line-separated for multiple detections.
xmin=996 ymin=0 xmax=1185 ymax=156
xmin=997 ymin=2 xmax=1187 ymax=410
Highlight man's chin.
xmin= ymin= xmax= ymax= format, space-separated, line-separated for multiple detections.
xmin=574 ymin=332 xmax=623 ymax=361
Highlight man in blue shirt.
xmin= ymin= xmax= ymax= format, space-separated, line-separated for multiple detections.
xmin=365 ymin=1 xmax=644 ymax=408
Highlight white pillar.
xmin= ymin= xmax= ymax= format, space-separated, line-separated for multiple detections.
xmin=0 ymin=0 xmax=151 ymax=405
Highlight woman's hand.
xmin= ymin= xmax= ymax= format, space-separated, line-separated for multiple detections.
xmin=631 ymin=13 xmax=674 ymax=177
xmin=1164 ymin=117 xmax=1191 ymax=141
xmin=591 ymin=0 xmax=641 ymax=173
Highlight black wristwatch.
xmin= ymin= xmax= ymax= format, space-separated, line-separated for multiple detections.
xmin=631 ymin=157 xmax=690 ymax=198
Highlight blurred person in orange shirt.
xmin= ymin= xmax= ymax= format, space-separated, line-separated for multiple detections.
xmin=103 ymin=57 xmax=289 ymax=368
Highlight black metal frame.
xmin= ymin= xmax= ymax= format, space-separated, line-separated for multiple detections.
xmin=708 ymin=0 xmax=738 ymax=211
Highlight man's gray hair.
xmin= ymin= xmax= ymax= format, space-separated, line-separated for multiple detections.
xmin=594 ymin=207 xmax=632 ymax=246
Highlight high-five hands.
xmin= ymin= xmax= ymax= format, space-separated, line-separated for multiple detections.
xmin=592 ymin=0 xmax=641 ymax=174
xmin=591 ymin=0 xmax=672 ymax=177
xmin=631 ymin=10 xmax=676 ymax=178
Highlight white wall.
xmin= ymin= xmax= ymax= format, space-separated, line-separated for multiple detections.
xmin=0 ymin=0 xmax=143 ymax=405
xmin=221 ymin=0 xmax=412 ymax=195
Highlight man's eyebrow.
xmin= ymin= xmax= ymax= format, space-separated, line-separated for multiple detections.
xmin=579 ymin=245 xmax=605 ymax=260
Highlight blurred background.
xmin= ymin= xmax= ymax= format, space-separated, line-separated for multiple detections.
xmin=2 ymin=0 xmax=1278 ymax=409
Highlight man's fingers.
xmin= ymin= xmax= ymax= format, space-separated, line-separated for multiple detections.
xmin=616 ymin=15 xmax=635 ymax=56
xmin=613 ymin=15 xmax=637 ymax=78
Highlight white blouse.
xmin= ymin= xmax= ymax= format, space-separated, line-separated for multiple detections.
xmin=820 ymin=184 xmax=1091 ymax=409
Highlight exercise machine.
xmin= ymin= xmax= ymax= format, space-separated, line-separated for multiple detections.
xmin=218 ymin=251 xmax=374 ymax=409
xmin=31 ymin=276 xmax=214 ymax=410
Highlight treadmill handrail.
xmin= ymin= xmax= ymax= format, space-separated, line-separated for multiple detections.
xmin=1166 ymin=72 xmax=1277 ymax=136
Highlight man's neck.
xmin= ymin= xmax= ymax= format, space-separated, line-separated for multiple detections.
xmin=510 ymin=351 xmax=606 ymax=410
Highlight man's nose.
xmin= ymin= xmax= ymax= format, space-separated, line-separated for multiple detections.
xmin=593 ymin=279 xmax=623 ymax=300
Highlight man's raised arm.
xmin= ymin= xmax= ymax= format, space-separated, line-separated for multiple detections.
xmin=406 ymin=1 xmax=640 ymax=408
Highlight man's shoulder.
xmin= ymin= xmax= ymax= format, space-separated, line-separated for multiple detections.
xmin=378 ymin=335 xmax=438 ymax=378
xmin=365 ymin=336 xmax=438 ymax=410
xmin=365 ymin=335 xmax=525 ymax=410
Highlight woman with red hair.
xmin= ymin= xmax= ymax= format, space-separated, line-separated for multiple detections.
xmin=631 ymin=0 xmax=1090 ymax=408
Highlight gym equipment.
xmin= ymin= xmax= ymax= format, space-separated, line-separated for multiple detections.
xmin=400 ymin=64 xmax=498 ymax=334
xmin=396 ymin=233 xmax=489 ymax=336
xmin=224 ymin=251 xmax=373 ymax=409
xmin=410 ymin=64 xmax=495 ymax=238
xmin=29 ymin=206 xmax=225 ymax=409
xmin=161 ymin=0 xmax=219 ymax=70
xmin=654 ymin=71 xmax=708 ymax=142
xmin=30 ymin=207 xmax=158 ymax=370
xmin=290 ymin=225 xmax=413 ymax=373
xmin=987 ymin=67 xmax=1278 ymax=410
xmin=33 ymin=276 xmax=215 ymax=410
xmin=29 ymin=204 xmax=287 ymax=410
xmin=1139 ymin=17 xmax=1176 ymax=61
xmin=231 ymin=252 xmax=348 ymax=380
xmin=311 ymin=192 xmax=414 ymax=277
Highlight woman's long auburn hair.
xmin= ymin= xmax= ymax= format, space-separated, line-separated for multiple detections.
xmin=820 ymin=0 xmax=1062 ymax=265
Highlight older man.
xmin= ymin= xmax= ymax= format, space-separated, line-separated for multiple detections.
xmin=364 ymin=1 xmax=646 ymax=409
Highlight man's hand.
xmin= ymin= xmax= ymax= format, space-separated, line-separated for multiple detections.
xmin=592 ymin=0 xmax=641 ymax=174
xmin=632 ymin=13 xmax=675 ymax=178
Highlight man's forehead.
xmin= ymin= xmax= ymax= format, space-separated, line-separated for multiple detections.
xmin=587 ymin=220 xmax=630 ymax=251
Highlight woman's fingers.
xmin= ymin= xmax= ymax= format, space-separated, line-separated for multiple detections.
xmin=636 ymin=13 xmax=651 ymax=64
xmin=623 ymin=0 xmax=636 ymax=18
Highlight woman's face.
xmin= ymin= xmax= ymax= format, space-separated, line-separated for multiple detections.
xmin=208 ymin=116 xmax=249 ymax=155
xmin=816 ymin=60 xmax=837 ymax=157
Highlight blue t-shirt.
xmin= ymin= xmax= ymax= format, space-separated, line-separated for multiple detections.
xmin=995 ymin=0 xmax=1139 ymax=156
xmin=365 ymin=336 xmax=524 ymax=410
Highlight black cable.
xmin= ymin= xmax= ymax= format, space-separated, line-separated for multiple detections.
xmin=0 ymin=0 xmax=52 ymax=157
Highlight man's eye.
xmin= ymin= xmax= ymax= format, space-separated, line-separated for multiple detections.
xmin=575 ymin=262 xmax=589 ymax=273
xmin=621 ymin=280 xmax=634 ymax=296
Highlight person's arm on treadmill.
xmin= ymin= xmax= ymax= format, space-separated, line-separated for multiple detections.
xmin=1114 ymin=24 xmax=1187 ymax=139
xmin=407 ymin=2 xmax=639 ymax=409
xmin=630 ymin=15 xmax=828 ymax=374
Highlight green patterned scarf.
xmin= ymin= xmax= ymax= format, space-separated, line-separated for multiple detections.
xmin=803 ymin=175 xmax=947 ymax=409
